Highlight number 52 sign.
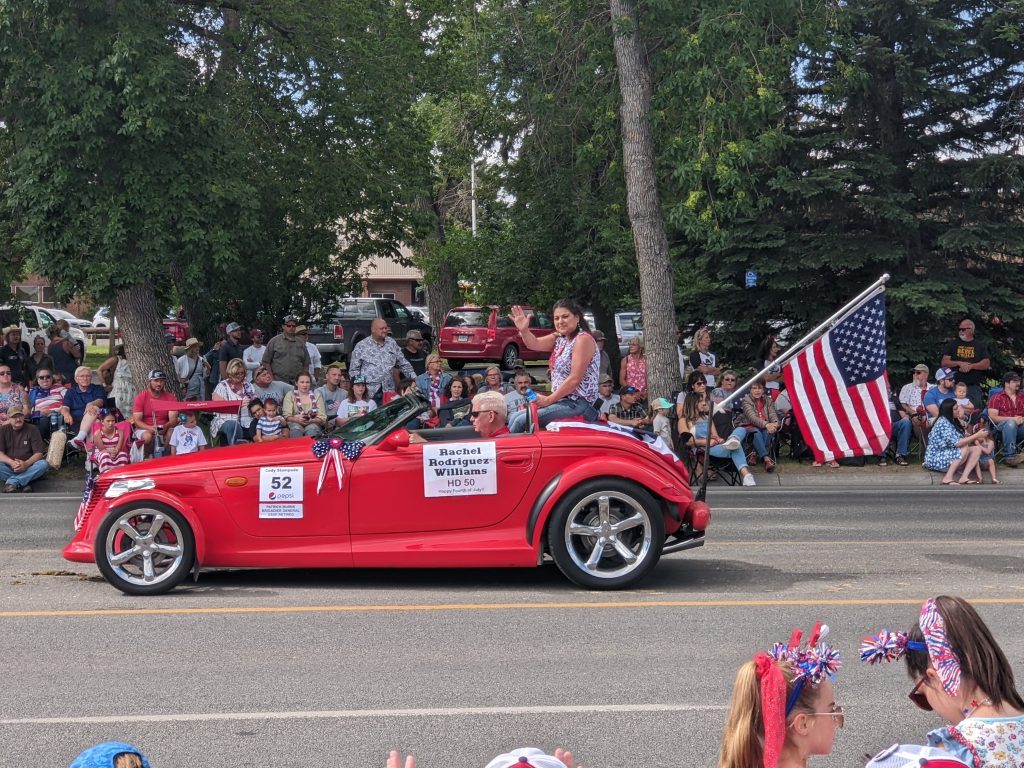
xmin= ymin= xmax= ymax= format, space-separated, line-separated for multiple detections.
xmin=259 ymin=467 xmax=304 ymax=503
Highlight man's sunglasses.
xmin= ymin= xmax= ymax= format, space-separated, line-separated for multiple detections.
xmin=908 ymin=676 xmax=932 ymax=711
xmin=470 ymin=411 xmax=495 ymax=419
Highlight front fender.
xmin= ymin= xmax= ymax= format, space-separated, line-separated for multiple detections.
xmin=65 ymin=489 xmax=208 ymax=566
xmin=527 ymin=456 xmax=690 ymax=549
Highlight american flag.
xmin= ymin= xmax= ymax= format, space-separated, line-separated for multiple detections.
xmin=783 ymin=290 xmax=892 ymax=463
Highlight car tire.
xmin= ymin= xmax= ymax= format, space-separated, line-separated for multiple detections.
xmin=420 ymin=337 xmax=433 ymax=355
xmin=446 ymin=359 xmax=465 ymax=371
xmin=547 ymin=478 xmax=664 ymax=590
xmin=501 ymin=344 xmax=519 ymax=370
xmin=95 ymin=502 xmax=195 ymax=596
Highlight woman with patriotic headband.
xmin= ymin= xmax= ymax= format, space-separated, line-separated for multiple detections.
xmin=861 ymin=596 xmax=1024 ymax=767
xmin=719 ymin=622 xmax=843 ymax=768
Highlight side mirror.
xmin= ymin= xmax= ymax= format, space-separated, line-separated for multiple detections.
xmin=378 ymin=430 xmax=411 ymax=451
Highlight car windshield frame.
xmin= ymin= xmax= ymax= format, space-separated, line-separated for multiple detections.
xmin=328 ymin=394 xmax=429 ymax=445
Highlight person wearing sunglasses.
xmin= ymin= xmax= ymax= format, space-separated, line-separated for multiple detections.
xmin=469 ymin=391 xmax=510 ymax=438
xmin=26 ymin=368 xmax=66 ymax=439
xmin=0 ymin=364 xmax=27 ymax=428
xmin=940 ymin=319 xmax=990 ymax=409
xmin=862 ymin=596 xmax=1024 ymax=768
xmin=720 ymin=623 xmax=843 ymax=768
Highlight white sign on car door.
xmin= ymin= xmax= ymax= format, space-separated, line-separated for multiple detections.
xmin=422 ymin=442 xmax=497 ymax=497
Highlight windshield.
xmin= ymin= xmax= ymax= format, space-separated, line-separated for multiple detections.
xmin=444 ymin=310 xmax=489 ymax=328
xmin=329 ymin=394 xmax=425 ymax=444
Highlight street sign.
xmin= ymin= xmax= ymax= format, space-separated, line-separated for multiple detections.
xmin=745 ymin=270 xmax=757 ymax=288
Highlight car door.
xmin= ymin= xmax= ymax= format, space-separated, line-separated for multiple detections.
xmin=347 ymin=432 xmax=541 ymax=538
xmin=213 ymin=455 xmax=350 ymax=539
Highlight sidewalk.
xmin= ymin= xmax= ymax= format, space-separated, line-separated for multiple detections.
xmin=738 ymin=462 xmax=1024 ymax=487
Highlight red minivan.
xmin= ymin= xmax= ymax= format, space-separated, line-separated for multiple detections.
xmin=439 ymin=306 xmax=555 ymax=370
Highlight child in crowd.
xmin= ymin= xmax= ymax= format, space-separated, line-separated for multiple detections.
xmin=719 ymin=623 xmax=842 ymax=768
xmin=861 ymin=595 xmax=1024 ymax=767
xmin=953 ymin=381 xmax=975 ymax=414
xmin=169 ymin=411 xmax=208 ymax=456
xmin=89 ymin=409 xmax=130 ymax=473
xmin=396 ymin=378 xmax=418 ymax=397
xmin=650 ymin=397 xmax=674 ymax=444
xmin=244 ymin=399 xmax=265 ymax=442
xmin=338 ymin=375 xmax=376 ymax=425
xmin=255 ymin=397 xmax=286 ymax=442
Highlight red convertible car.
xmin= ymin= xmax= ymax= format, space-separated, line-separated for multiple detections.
xmin=63 ymin=396 xmax=710 ymax=595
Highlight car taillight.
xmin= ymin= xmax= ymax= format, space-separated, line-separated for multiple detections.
xmin=333 ymin=324 xmax=344 ymax=340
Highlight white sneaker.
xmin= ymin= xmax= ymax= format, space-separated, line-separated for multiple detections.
xmin=722 ymin=436 xmax=742 ymax=451
xmin=742 ymin=473 xmax=756 ymax=487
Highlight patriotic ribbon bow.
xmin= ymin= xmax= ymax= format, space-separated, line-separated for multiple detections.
xmin=919 ymin=598 xmax=961 ymax=696
xmin=860 ymin=630 xmax=914 ymax=665
xmin=767 ymin=623 xmax=843 ymax=716
xmin=311 ymin=436 xmax=365 ymax=493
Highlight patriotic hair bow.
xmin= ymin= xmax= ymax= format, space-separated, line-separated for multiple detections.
xmin=919 ymin=598 xmax=961 ymax=696
xmin=859 ymin=629 xmax=924 ymax=665
xmin=860 ymin=599 xmax=959 ymax=696
xmin=765 ymin=622 xmax=843 ymax=716
xmin=311 ymin=436 xmax=365 ymax=492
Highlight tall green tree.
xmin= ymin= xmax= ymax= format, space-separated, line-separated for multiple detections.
xmin=681 ymin=0 xmax=1024 ymax=375
xmin=0 ymin=0 xmax=430 ymax=385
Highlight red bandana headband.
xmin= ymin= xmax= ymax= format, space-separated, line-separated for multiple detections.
xmin=754 ymin=652 xmax=786 ymax=768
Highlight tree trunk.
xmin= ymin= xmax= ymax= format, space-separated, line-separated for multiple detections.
xmin=417 ymin=190 xmax=461 ymax=345
xmin=112 ymin=279 xmax=182 ymax=400
xmin=609 ymin=0 xmax=677 ymax=402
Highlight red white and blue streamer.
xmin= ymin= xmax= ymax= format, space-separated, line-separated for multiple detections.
xmin=311 ymin=437 xmax=365 ymax=493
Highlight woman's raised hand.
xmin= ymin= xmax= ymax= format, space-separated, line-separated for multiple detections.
xmin=509 ymin=305 xmax=531 ymax=334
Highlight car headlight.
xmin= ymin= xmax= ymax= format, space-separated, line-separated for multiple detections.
xmin=104 ymin=478 xmax=156 ymax=498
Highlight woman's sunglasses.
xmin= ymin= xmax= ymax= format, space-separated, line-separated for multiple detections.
xmin=908 ymin=677 xmax=932 ymax=711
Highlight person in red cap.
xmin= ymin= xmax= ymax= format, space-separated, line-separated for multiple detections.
xmin=719 ymin=624 xmax=843 ymax=768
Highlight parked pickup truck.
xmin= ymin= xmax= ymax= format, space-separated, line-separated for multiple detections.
xmin=306 ymin=298 xmax=432 ymax=363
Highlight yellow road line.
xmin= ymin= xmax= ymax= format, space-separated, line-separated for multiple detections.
xmin=3 ymin=597 xmax=1024 ymax=620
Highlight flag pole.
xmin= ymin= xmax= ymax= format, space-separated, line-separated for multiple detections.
xmin=714 ymin=273 xmax=891 ymax=416
xmin=694 ymin=272 xmax=889 ymax=503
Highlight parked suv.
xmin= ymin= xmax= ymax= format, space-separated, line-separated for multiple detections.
xmin=438 ymin=306 xmax=554 ymax=371
xmin=306 ymin=297 xmax=432 ymax=363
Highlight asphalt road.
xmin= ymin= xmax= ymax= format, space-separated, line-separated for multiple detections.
xmin=1 ymin=487 xmax=1022 ymax=767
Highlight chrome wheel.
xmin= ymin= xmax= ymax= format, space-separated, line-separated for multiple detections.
xmin=562 ymin=490 xmax=654 ymax=581
xmin=104 ymin=508 xmax=187 ymax=589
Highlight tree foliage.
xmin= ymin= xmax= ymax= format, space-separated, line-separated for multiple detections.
xmin=0 ymin=0 xmax=432 ymax=345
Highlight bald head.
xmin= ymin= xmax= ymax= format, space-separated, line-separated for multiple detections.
xmin=371 ymin=319 xmax=389 ymax=342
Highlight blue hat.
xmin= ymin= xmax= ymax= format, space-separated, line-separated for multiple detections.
xmin=935 ymin=367 xmax=955 ymax=382
xmin=70 ymin=742 xmax=152 ymax=768
xmin=352 ymin=374 xmax=367 ymax=384
xmin=622 ymin=386 xmax=639 ymax=395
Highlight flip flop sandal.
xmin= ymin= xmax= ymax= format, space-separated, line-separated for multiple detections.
xmin=942 ymin=480 xmax=961 ymax=486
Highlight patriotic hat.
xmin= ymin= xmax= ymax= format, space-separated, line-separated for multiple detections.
xmin=865 ymin=744 xmax=968 ymax=768
xmin=484 ymin=748 xmax=568 ymax=768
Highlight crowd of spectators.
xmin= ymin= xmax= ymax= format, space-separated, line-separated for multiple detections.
xmin=2 ymin=310 xmax=1020 ymax=492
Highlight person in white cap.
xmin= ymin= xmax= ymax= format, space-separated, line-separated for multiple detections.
xmin=924 ymin=368 xmax=956 ymax=425
xmin=174 ymin=337 xmax=209 ymax=401
xmin=219 ymin=321 xmax=245 ymax=379
xmin=865 ymin=744 xmax=968 ymax=768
